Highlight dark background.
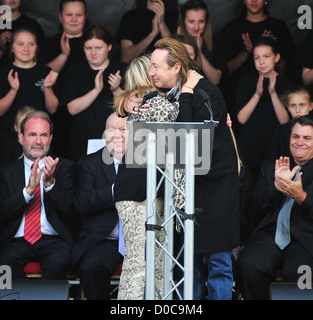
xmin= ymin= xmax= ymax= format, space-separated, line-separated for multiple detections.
xmin=20 ymin=0 xmax=313 ymax=47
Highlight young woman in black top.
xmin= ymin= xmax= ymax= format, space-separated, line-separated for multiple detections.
xmin=38 ymin=0 xmax=88 ymax=157
xmin=0 ymin=0 xmax=44 ymax=66
xmin=62 ymin=26 xmax=126 ymax=160
xmin=236 ymin=37 xmax=293 ymax=232
xmin=219 ymin=0 xmax=296 ymax=137
xmin=0 ymin=28 xmax=59 ymax=165
xmin=176 ymin=0 xmax=226 ymax=85
xmin=39 ymin=0 xmax=87 ymax=76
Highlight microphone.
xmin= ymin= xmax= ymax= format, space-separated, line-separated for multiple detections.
xmin=198 ymin=89 xmax=213 ymax=121
xmin=136 ymin=91 xmax=158 ymax=119
xmin=142 ymin=90 xmax=158 ymax=103
xmin=198 ymin=88 xmax=210 ymax=101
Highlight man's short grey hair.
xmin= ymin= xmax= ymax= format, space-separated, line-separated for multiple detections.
xmin=20 ymin=111 xmax=54 ymax=135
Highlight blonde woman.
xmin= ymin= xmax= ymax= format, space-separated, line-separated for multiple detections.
xmin=114 ymin=54 xmax=182 ymax=300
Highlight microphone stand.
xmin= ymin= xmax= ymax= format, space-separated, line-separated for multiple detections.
xmin=204 ymin=99 xmax=214 ymax=122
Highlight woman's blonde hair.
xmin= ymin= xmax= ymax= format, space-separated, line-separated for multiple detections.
xmin=123 ymin=54 xmax=155 ymax=92
xmin=114 ymin=54 xmax=158 ymax=116
xmin=14 ymin=106 xmax=36 ymax=130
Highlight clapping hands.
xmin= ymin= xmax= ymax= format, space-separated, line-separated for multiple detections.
xmin=274 ymin=157 xmax=304 ymax=202
xmin=256 ymin=71 xmax=278 ymax=97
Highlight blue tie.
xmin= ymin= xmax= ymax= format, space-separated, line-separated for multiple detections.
xmin=118 ymin=219 xmax=125 ymax=256
xmin=115 ymin=160 xmax=125 ymax=256
xmin=274 ymin=168 xmax=301 ymax=250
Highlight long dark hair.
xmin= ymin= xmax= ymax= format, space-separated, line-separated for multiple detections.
xmin=177 ymin=0 xmax=213 ymax=59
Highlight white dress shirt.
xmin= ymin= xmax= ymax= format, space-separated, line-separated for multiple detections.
xmin=14 ymin=156 xmax=58 ymax=238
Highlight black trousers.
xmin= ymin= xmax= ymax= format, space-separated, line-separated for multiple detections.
xmin=0 ymin=236 xmax=72 ymax=279
xmin=77 ymin=239 xmax=123 ymax=300
xmin=236 ymin=231 xmax=313 ymax=300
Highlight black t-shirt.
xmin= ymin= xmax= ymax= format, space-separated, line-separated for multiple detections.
xmin=298 ymin=31 xmax=313 ymax=69
xmin=116 ymin=8 xmax=177 ymax=54
xmin=0 ymin=63 xmax=54 ymax=165
xmin=210 ymin=37 xmax=228 ymax=75
xmin=0 ymin=14 xmax=45 ymax=66
xmin=218 ymin=16 xmax=296 ymax=134
xmin=220 ymin=16 xmax=296 ymax=77
xmin=38 ymin=33 xmax=85 ymax=72
xmin=62 ymin=60 xmax=127 ymax=160
xmin=39 ymin=33 xmax=85 ymax=65
xmin=297 ymin=30 xmax=313 ymax=95
xmin=236 ymin=73 xmax=293 ymax=168
xmin=0 ymin=63 xmax=53 ymax=126
xmin=38 ymin=33 xmax=86 ymax=157
xmin=38 ymin=33 xmax=85 ymax=99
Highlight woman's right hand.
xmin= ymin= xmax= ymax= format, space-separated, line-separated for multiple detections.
xmin=182 ymin=69 xmax=203 ymax=93
xmin=242 ymin=33 xmax=252 ymax=54
xmin=126 ymin=91 xmax=149 ymax=115
xmin=151 ymin=0 xmax=165 ymax=26
xmin=60 ymin=32 xmax=70 ymax=56
xmin=94 ymin=69 xmax=104 ymax=93
xmin=151 ymin=14 xmax=160 ymax=37
xmin=256 ymin=75 xmax=264 ymax=97
xmin=8 ymin=69 xmax=19 ymax=92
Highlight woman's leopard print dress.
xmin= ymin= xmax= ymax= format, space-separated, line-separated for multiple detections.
xmin=116 ymin=93 xmax=185 ymax=300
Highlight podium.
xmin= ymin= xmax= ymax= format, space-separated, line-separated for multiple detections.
xmin=125 ymin=120 xmax=218 ymax=300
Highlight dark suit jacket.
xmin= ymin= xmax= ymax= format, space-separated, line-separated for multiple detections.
xmin=177 ymin=78 xmax=241 ymax=253
xmin=0 ymin=156 xmax=76 ymax=246
xmin=72 ymin=147 xmax=119 ymax=266
xmin=248 ymin=157 xmax=313 ymax=257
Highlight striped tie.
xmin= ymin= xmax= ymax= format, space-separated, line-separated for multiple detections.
xmin=24 ymin=184 xmax=42 ymax=244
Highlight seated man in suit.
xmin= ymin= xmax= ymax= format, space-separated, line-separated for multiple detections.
xmin=0 ymin=111 xmax=76 ymax=279
xmin=237 ymin=115 xmax=313 ymax=299
xmin=71 ymin=112 xmax=126 ymax=300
